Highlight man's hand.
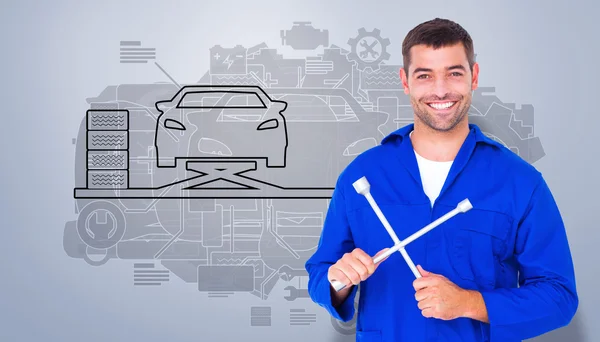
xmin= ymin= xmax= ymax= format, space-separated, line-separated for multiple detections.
xmin=328 ymin=247 xmax=389 ymax=288
xmin=327 ymin=248 xmax=389 ymax=307
xmin=413 ymin=265 xmax=483 ymax=321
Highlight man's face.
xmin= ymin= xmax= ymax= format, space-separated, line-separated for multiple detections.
xmin=400 ymin=42 xmax=479 ymax=132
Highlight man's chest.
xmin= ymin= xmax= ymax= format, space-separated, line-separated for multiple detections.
xmin=347 ymin=190 xmax=515 ymax=291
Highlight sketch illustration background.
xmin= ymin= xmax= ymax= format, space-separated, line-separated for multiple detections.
xmin=1 ymin=1 xmax=597 ymax=341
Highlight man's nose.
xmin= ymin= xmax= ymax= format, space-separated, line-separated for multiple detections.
xmin=432 ymin=77 xmax=451 ymax=98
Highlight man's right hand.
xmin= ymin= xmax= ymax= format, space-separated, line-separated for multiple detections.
xmin=327 ymin=247 xmax=389 ymax=289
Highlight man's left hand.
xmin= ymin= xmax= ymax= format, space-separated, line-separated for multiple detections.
xmin=413 ymin=265 xmax=471 ymax=320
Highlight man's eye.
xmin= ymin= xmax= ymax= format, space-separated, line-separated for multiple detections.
xmin=417 ymin=74 xmax=429 ymax=79
xmin=451 ymin=72 xmax=463 ymax=77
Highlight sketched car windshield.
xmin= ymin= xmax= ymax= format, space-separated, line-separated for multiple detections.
xmin=176 ymin=91 xmax=267 ymax=109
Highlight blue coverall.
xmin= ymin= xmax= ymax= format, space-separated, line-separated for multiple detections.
xmin=305 ymin=123 xmax=578 ymax=341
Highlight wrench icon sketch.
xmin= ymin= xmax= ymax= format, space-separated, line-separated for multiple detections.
xmin=284 ymin=286 xmax=309 ymax=301
xmin=360 ymin=40 xmax=379 ymax=59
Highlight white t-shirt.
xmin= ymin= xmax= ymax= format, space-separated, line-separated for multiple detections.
xmin=410 ymin=131 xmax=453 ymax=207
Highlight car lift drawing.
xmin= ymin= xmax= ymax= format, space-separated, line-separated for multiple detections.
xmin=75 ymin=158 xmax=334 ymax=199
xmin=330 ymin=176 xmax=473 ymax=292
xmin=74 ymin=108 xmax=334 ymax=200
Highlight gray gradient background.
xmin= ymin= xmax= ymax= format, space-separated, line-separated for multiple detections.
xmin=1 ymin=0 xmax=598 ymax=341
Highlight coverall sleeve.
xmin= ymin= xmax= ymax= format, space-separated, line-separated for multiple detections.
xmin=480 ymin=176 xmax=579 ymax=341
xmin=305 ymin=176 xmax=359 ymax=322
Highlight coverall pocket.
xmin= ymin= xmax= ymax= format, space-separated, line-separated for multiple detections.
xmin=450 ymin=210 xmax=511 ymax=286
xmin=356 ymin=330 xmax=382 ymax=341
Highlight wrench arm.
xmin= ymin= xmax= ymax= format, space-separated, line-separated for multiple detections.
xmin=398 ymin=247 xmax=420 ymax=278
xmin=365 ymin=192 xmax=401 ymax=245
xmin=372 ymin=199 xmax=472 ymax=263
xmin=363 ymin=191 xmax=421 ymax=279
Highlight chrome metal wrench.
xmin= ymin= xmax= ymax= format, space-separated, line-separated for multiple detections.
xmin=330 ymin=176 xmax=472 ymax=292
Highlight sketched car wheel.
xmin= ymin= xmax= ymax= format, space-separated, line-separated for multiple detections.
xmin=76 ymin=200 xmax=126 ymax=250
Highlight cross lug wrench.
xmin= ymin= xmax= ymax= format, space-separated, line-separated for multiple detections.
xmin=330 ymin=176 xmax=473 ymax=292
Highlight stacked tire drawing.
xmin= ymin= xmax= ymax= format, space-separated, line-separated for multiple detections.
xmin=86 ymin=108 xmax=130 ymax=189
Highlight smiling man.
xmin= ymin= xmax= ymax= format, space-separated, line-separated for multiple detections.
xmin=305 ymin=18 xmax=578 ymax=341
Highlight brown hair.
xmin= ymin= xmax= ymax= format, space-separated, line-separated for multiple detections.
xmin=402 ymin=18 xmax=475 ymax=76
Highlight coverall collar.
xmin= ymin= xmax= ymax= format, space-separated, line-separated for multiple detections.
xmin=381 ymin=123 xmax=502 ymax=203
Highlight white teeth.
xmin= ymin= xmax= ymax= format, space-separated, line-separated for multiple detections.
xmin=429 ymin=102 xmax=455 ymax=110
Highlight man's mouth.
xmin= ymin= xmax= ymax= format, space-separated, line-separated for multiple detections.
xmin=427 ymin=101 xmax=457 ymax=110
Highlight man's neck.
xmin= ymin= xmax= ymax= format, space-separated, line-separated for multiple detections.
xmin=410 ymin=121 xmax=470 ymax=162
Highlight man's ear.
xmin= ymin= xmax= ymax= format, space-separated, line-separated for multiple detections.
xmin=471 ymin=62 xmax=479 ymax=91
xmin=400 ymin=67 xmax=409 ymax=95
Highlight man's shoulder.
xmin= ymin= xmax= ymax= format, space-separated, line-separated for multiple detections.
xmin=476 ymin=140 xmax=542 ymax=180
xmin=473 ymin=140 xmax=545 ymax=205
xmin=468 ymin=122 xmax=541 ymax=181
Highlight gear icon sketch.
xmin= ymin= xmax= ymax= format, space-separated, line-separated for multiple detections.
xmin=347 ymin=28 xmax=391 ymax=71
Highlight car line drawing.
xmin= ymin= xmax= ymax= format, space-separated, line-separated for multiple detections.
xmin=154 ymin=85 xmax=289 ymax=168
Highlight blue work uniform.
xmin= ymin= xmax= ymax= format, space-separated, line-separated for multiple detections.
xmin=305 ymin=123 xmax=578 ymax=341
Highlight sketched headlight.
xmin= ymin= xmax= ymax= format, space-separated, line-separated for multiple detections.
xmin=164 ymin=119 xmax=186 ymax=130
xmin=257 ymin=118 xmax=279 ymax=131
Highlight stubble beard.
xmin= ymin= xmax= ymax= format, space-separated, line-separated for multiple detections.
xmin=411 ymin=94 xmax=471 ymax=133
